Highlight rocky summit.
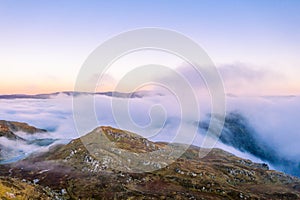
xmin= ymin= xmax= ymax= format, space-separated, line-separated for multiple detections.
xmin=0 ymin=126 xmax=300 ymax=199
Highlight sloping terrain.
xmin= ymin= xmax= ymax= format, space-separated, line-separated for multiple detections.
xmin=0 ymin=126 xmax=299 ymax=199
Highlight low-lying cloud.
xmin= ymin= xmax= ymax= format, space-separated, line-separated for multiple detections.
xmin=0 ymin=87 xmax=299 ymax=176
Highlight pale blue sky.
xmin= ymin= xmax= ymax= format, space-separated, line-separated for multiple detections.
xmin=0 ymin=0 xmax=299 ymax=94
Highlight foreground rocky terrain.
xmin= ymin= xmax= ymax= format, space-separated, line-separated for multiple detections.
xmin=0 ymin=176 xmax=64 ymax=199
xmin=0 ymin=125 xmax=300 ymax=199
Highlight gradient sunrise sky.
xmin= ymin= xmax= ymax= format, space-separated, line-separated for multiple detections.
xmin=0 ymin=0 xmax=299 ymax=95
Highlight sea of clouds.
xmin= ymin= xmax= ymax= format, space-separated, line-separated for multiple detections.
xmin=0 ymin=92 xmax=299 ymax=175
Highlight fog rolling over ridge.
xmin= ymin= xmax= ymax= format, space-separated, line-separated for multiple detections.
xmin=0 ymin=92 xmax=299 ymax=177
xmin=199 ymin=111 xmax=300 ymax=177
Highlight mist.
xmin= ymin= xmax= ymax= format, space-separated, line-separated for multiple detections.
xmin=0 ymin=91 xmax=299 ymax=176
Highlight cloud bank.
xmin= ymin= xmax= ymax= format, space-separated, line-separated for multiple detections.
xmin=0 ymin=86 xmax=299 ymax=176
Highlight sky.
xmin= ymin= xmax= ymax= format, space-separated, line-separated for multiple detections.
xmin=0 ymin=0 xmax=299 ymax=95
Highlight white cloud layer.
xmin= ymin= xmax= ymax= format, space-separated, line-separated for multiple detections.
xmin=0 ymin=92 xmax=299 ymax=175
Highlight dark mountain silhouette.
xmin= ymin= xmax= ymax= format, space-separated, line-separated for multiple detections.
xmin=0 ymin=90 xmax=164 ymax=100
xmin=199 ymin=112 xmax=300 ymax=177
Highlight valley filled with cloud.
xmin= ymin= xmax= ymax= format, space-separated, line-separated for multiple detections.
xmin=1 ymin=91 xmax=299 ymax=176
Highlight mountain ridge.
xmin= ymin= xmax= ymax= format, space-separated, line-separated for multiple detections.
xmin=0 ymin=90 xmax=164 ymax=100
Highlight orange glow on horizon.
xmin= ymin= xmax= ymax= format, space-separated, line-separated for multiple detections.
xmin=0 ymin=78 xmax=299 ymax=96
xmin=0 ymin=82 xmax=117 ymax=95
xmin=1 ymin=85 xmax=299 ymax=96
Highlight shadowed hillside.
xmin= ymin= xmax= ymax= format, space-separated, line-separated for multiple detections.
xmin=199 ymin=112 xmax=300 ymax=177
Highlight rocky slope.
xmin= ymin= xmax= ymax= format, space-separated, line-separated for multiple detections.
xmin=0 ymin=126 xmax=299 ymax=199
